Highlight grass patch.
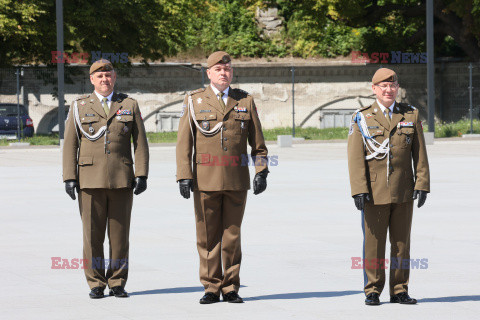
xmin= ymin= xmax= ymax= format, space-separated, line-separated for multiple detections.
xmin=428 ymin=119 xmax=480 ymax=138
xmin=146 ymin=127 xmax=348 ymax=143
xmin=263 ymin=127 xmax=349 ymax=140
xmin=0 ymin=134 xmax=59 ymax=146
xmin=2 ymin=119 xmax=478 ymax=146
xmin=147 ymin=131 xmax=178 ymax=143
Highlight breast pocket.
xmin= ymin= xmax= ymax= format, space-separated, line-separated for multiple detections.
xmin=233 ymin=113 xmax=251 ymax=135
xmin=398 ymin=127 xmax=414 ymax=148
xmin=368 ymin=127 xmax=384 ymax=138
xmin=80 ymin=115 xmax=101 ymax=134
xmin=117 ymin=115 xmax=134 ymax=135
xmin=195 ymin=112 xmax=218 ymax=131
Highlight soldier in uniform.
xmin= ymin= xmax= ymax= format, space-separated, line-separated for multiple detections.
xmin=348 ymin=68 xmax=430 ymax=305
xmin=63 ymin=59 xmax=149 ymax=299
xmin=176 ymin=51 xmax=269 ymax=304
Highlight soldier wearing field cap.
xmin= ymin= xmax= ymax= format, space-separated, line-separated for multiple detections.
xmin=63 ymin=59 xmax=149 ymax=299
xmin=176 ymin=51 xmax=269 ymax=304
xmin=347 ymin=68 xmax=430 ymax=305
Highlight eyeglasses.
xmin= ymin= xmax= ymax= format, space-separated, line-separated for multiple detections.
xmin=375 ymin=83 xmax=399 ymax=90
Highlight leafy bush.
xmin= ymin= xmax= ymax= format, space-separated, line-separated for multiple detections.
xmin=184 ymin=0 xmax=287 ymax=58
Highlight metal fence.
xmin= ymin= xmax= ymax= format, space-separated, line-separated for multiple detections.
xmin=1 ymin=62 xmax=479 ymax=136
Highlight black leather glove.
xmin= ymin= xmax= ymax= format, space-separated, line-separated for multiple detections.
xmin=253 ymin=170 xmax=268 ymax=195
xmin=353 ymin=193 xmax=371 ymax=211
xmin=413 ymin=190 xmax=428 ymax=208
xmin=179 ymin=179 xmax=193 ymax=199
xmin=133 ymin=176 xmax=147 ymax=195
xmin=65 ymin=180 xmax=79 ymax=200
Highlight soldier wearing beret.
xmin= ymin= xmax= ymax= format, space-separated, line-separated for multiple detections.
xmin=176 ymin=51 xmax=269 ymax=304
xmin=348 ymin=68 xmax=430 ymax=305
xmin=63 ymin=59 xmax=149 ymax=299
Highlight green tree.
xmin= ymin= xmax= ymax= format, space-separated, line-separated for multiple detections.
xmin=185 ymin=0 xmax=285 ymax=57
xmin=0 ymin=0 xmax=55 ymax=66
xmin=0 ymin=0 xmax=201 ymax=66
xmin=277 ymin=0 xmax=363 ymax=57
xmin=312 ymin=0 xmax=480 ymax=61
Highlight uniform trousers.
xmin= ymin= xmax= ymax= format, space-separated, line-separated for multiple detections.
xmin=193 ymin=190 xmax=248 ymax=295
xmin=78 ymin=188 xmax=133 ymax=289
xmin=362 ymin=200 xmax=413 ymax=296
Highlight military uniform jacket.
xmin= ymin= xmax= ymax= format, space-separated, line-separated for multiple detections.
xmin=176 ymin=86 xmax=268 ymax=191
xmin=63 ymin=92 xmax=149 ymax=189
xmin=347 ymin=101 xmax=430 ymax=205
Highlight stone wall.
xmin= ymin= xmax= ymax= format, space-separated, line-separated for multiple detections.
xmin=1 ymin=62 xmax=478 ymax=134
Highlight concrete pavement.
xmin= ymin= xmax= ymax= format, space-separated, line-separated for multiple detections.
xmin=0 ymin=140 xmax=479 ymax=319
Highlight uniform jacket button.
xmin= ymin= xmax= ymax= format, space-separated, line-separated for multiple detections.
xmin=223 ymin=127 xmax=227 ymax=131
xmin=107 ymin=141 xmax=110 ymax=144
xmin=107 ymin=150 xmax=111 ymax=154
xmin=224 ymin=137 xmax=227 ymax=141
xmin=224 ymin=147 xmax=227 ymax=151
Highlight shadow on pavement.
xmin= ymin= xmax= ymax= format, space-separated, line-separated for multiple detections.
xmin=418 ymin=295 xmax=480 ymax=303
xmin=130 ymin=285 xmax=247 ymax=296
xmin=130 ymin=286 xmax=205 ymax=296
xmin=244 ymin=290 xmax=363 ymax=301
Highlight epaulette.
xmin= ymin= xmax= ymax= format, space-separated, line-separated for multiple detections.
xmin=75 ymin=94 xmax=90 ymax=101
xmin=352 ymin=104 xmax=370 ymax=115
xmin=398 ymin=102 xmax=416 ymax=112
xmin=358 ymin=105 xmax=370 ymax=112
xmin=117 ymin=92 xmax=130 ymax=100
xmin=232 ymin=88 xmax=250 ymax=96
xmin=350 ymin=105 xmax=371 ymax=122
xmin=188 ymin=87 xmax=206 ymax=96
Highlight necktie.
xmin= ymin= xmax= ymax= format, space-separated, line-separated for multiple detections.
xmin=384 ymin=108 xmax=391 ymax=125
xmin=102 ymin=97 xmax=109 ymax=116
xmin=217 ymin=92 xmax=226 ymax=112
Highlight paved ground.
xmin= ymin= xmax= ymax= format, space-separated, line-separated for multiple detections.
xmin=1 ymin=140 xmax=479 ymax=319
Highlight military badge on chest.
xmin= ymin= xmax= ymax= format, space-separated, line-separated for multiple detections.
xmin=201 ymin=120 xmax=210 ymax=130
xmin=405 ymin=135 xmax=411 ymax=145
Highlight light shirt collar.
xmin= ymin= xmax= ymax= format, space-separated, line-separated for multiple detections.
xmin=376 ymin=99 xmax=395 ymax=115
xmin=94 ymin=91 xmax=114 ymax=104
xmin=210 ymin=85 xmax=229 ymax=99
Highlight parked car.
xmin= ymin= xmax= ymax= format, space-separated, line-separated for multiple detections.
xmin=0 ymin=103 xmax=34 ymax=139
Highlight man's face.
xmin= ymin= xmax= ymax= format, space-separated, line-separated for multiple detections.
xmin=207 ymin=63 xmax=233 ymax=92
xmin=90 ymin=71 xmax=116 ymax=96
xmin=372 ymin=81 xmax=399 ymax=107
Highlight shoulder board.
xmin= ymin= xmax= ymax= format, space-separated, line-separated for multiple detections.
xmin=350 ymin=105 xmax=371 ymax=121
xmin=112 ymin=92 xmax=133 ymax=103
xmin=354 ymin=104 xmax=371 ymax=114
xmin=74 ymin=94 xmax=90 ymax=101
xmin=117 ymin=92 xmax=130 ymax=99
xmin=188 ymin=87 xmax=206 ymax=96
xmin=232 ymin=88 xmax=250 ymax=96
xmin=115 ymin=93 xmax=133 ymax=101
xmin=358 ymin=105 xmax=370 ymax=112
xmin=398 ymin=102 xmax=416 ymax=112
